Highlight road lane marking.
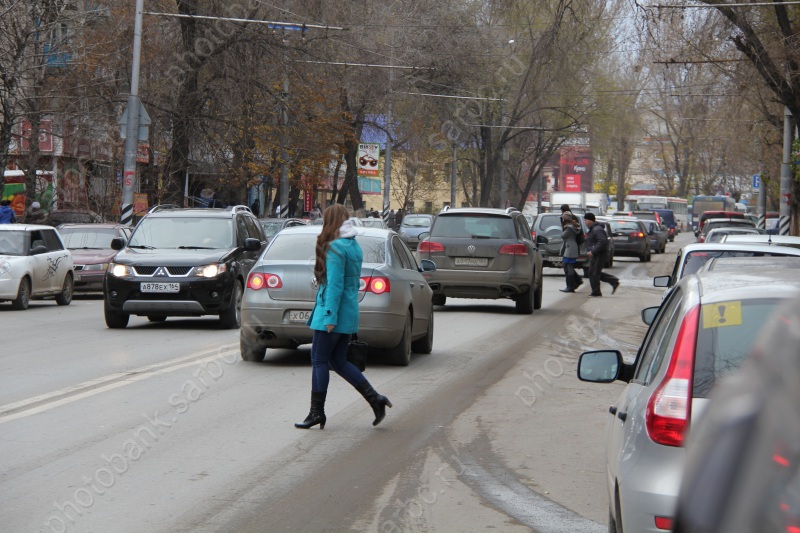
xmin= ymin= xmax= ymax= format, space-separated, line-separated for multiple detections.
xmin=0 ymin=345 xmax=238 ymax=424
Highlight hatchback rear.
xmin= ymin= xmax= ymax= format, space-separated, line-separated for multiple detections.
xmin=578 ymin=270 xmax=800 ymax=532
xmin=608 ymin=218 xmax=651 ymax=261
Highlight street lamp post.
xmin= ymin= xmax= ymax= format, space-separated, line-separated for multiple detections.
xmin=120 ymin=0 xmax=144 ymax=225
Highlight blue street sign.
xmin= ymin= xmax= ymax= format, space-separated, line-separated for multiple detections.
xmin=753 ymin=174 xmax=760 ymax=189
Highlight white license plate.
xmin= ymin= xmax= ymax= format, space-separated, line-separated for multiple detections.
xmin=288 ymin=310 xmax=311 ymax=323
xmin=455 ymin=257 xmax=489 ymax=267
xmin=613 ymin=236 xmax=627 ymax=241
xmin=140 ymin=282 xmax=180 ymax=293
xmin=549 ymin=256 xmax=563 ymax=262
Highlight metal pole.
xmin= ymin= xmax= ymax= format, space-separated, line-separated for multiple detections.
xmin=758 ymin=171 xmax=766 ymax=230
xmin=120 ymin=0 xmax=144 ymax=225
xmin=279 ymin=0 xmax=290 ymax=218
xmin=450 ymin=143 xmax=457 ymax=208
xmin=780 ymin=106 xmax=793 ymax=235
xmin=382 ymin=31 xmax=395 ymax=225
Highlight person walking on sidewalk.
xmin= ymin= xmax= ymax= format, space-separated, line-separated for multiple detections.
xmin=0 ymin=200 xmax=17 ymax=224
xmin=295 ymin=203 xmax=392 ymax=430
xmin=559 ymin=212 xmax=583 ymax=293
xmin=584 ymin=212 xmax=619 ymax=297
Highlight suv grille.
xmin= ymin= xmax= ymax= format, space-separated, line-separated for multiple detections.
xmin=133 ymin=266 xmax=193 ymax=277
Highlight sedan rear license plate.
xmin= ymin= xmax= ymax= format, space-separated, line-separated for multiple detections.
xmin=455 ymin=257 xmax=489 ymax=267
xmin=141 ymin=282 xmax=180 ymax=293
xmin=289 ymin=310 xmax=311 ymax=323
xmin=549 ymin=256 xmax=562 ymax=262
xmin=613 ymin=236 xmax=628 ymax=241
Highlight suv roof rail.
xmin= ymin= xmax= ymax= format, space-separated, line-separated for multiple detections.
xmin=441 ymin=205 xmax=450 ymax=212
xmin=229 ymin=205 xmax=253 ymax=214
xmin=148 ymin=204 xmax=180 ymax=214
xmin=505 ymin=206 xmax=519 ymax=214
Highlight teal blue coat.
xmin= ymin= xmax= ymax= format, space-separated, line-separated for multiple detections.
xmin=307 ymin=237 xmax=363 ymax=333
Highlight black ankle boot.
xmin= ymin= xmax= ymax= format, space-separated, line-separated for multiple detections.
xmin=295 ymin=391 xmax=327 ymax=429
xmin=355 ymin=381 xmax=392 ymax=426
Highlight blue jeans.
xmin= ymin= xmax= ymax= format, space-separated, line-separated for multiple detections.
xmin=311 ymin=330 xmax=366 ymax=393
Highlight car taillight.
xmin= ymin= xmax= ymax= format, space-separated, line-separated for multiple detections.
xmin=632 ymin=232 xmax=645 ymax=239
xmin=531 ymin=230 xmax=536 ymax=239
xmin=646 ymin=305 xmax=699 ymax=447
xmin=418 ymin=240 xmax=444 ymax=253
xmin=247 ymin=272 xmax=282 ymax=290
xmin=654 ymin=516 xmax=673 ymax=530
xmin=359 ymin=276 xmax=390 ymax=294
xmin=499 ymin=244 xmax=528 ymax=256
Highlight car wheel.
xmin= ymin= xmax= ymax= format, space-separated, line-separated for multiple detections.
xmin=11 ymin=277 xmax=31 ymax=310
xmin=608 ymin=508 xmax=619 ymax=533
xmin=387 ymin=311 xmax=412 ymax=366
xmin=515 ymin=284 xmax=534 ymax=314
xmin=240 ymin=333 xmax=267 ymax=362
xmin=55 ymin=273 xmax=73 ymax=306
xmin=533 ymin=279 xmax=543 ymax=310
xmin=410 ymin=311 xmax=434 ymax=354
xmin=646 ymin=250 xmax=652 ymax=262
xmin=432 ymin=293 xmax=446 ymax=306
xmin=147 ymin=316 xmax=167 ymax=322
xmin=219 ymin=281 xmax=243 ymax=329
xmin=661 ymin=242 xmax=666 ymax=254
xmin=104 ymin=301 xmax=129 ymax=329
xmin=639 ymin=251 xmax=647 ymax=262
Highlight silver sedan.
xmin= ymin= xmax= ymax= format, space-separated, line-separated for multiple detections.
xmin=240 ymin=225 xmax=436 ymax=366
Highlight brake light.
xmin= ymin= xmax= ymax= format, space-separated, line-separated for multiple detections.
xmin=247 ymin=272 xmax=282 ymax=290
xmin=418 ymin=240 xmax=444 ymax=253
xmin=359 ymin=276 xmax=390 ymax=294
xmin=499 ymin=244 xmax=528 ymax=256
xmin=531 ymin=230 xmax=536 ymax=239
xmin=654 ymin=516 xmax=673 ymax=530
xmin=645 ymin=305 xmax=699 ymax=447
xmin=632 ymin=232 xmax=645 ymax=239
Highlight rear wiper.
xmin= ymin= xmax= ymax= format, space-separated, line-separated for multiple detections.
xmin=129 ymin=245 xmax=155 ymax=249
xmin=470 ymin=235 xmax=493 ymax=239
xmin=177 ymin=245 xmax=214 ymax=249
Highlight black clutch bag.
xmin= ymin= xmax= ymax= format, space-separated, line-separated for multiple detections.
xmin=347 ymin=335 xmax=368 ymax=372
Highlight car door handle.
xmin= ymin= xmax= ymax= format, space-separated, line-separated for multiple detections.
xmin=617 ymin=411 xmax=627 ymax=422
xmin=608 ymin=406 xmax=617 ymax=415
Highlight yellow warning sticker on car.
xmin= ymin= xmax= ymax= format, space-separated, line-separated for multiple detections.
xmin=702 ymin=301 xmax=743 ymax=329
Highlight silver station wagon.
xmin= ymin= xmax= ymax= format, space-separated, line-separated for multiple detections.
xmin=240 ymin=225 xmax=436 ymax=366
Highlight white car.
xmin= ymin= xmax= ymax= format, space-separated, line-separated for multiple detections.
xmin=0 ymin=224 xmax=74 ymax=309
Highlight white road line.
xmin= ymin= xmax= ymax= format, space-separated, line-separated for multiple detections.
xmin=0 ymin=345 xmax=238 ymax=424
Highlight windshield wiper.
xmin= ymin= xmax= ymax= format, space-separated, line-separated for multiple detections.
xmin=129 ymin=244 xmax=155 ymax=249
xmin=177 ymin=245 xmax=215 ymax=249
xmin=470 ymin=235 xmax=493 ymax=239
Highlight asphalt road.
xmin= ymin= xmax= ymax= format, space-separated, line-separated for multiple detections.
xmin=0 ymin=234 xmax=687 ymax=532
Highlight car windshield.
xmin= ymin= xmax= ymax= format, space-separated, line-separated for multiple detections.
xmin=682 ymin=250 xmax=797 ymax=278
xmin=694 ymin=298 xmax=781 ymax=397
xmin=0 ymin=230 xmax=26 ymax=256
xmin=361 ymin=219 xmax=384 ymax=228
xmin=266 ymin=233 xmax=386 ymax=264
xmin=129 ymin=218 xmax=233 ymax=249
xmin=705 ymin=221 xmax=754 ymax=233
xmin=401 ymin=216 xmax=432 ymax=228
xmin=260 ymin=221 xmax=283 ymax=238
xmin=59 ymin=228 xmax=117 ymax=249
xmin=610 ymin=221 xmax=639 ymax=232
xmin=431 ymin=215 xmax=515 ymax=239
xmin=635 ymin=213 xmax=657 ymax=221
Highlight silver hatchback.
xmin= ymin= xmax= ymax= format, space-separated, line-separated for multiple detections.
xmin=240 ymin=225 xmax=436 ymax=366
xmin=578 ymin=269 xmax=800 ymax=532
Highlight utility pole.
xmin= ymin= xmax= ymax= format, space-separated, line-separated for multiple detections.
xmin=279 ymin=0 xmax=291 ymax=218
xmin=451 ymin=143 xmax=457 ymax=208
xmin=120 ymin=0 xmax=144 ymax=225
xmin=382 ymin=31 xmax=395 ymax=226
xmin=780 ymin=107 xmax=793 ymax=235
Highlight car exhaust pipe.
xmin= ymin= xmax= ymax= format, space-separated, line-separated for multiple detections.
xmin=258 ymin=330 xmax=275 ymax=341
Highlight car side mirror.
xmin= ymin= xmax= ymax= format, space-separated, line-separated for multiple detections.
xmin=419 ymin=259 xmax=436 ymax=272
xmin=110 ymin=237 xmax=125 ymax=251
xmin=243 ymin=237 xmax=261 ymax=252
xmin=642 ymin=306 xmax=659 ymax=325
xmin=577 ymin=350 xmax=622 ymax=383
xmin=536 ymin=235 xmax=549 ymax=245
xmin=653 ymin=275 xmax=671 ymax=288
xmin=31 ymin=245 xmax=48 ymax=255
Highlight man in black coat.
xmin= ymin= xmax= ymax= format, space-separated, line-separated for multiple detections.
xmin=584 ymin=212 xmax=619 ymax=297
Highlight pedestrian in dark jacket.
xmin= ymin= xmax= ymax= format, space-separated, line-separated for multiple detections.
xmin=584 ymin=212 xmax=619 ymax=297
xmin=0 ymin=200 xmax=17 ymax=224
xmin=295 ymin=203 xmax=392 ymax=430
xmin=559 ymin=212 xmax=583 ymax=292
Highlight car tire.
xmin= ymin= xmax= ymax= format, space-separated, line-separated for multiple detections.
xmin=387 ymin=311 xmax=412 ymax=366
xmin=240 ymin=333 xmax=267 ymax=362
xmin=646 ymin=250 xmax=652 ymax=262
xmin=410 ymin=311 xmax=434 ymax=354
xmin=219 ymin=281 xmax=243 ymax=329
xmin=533 ymin=279 xmax=543 ymax=310
xmin=104 ymin=302 xmax=129 ymax=328
xmin=55 ymin=273 xmax=73 ymax=306
xmin=147 ymin=316 xmax=167 ymax=322
xmin=11 ymin=277 xmax=31 ymax=310
xmin=515 ymin=284 xmax=534 ymax=314
xmin=432 ymin=293 xmax=446 ymax=306
xmin=608 ymin=508 xmax=619 ymax=533
xmin=639 ymin=252 xmax=647 ymax=262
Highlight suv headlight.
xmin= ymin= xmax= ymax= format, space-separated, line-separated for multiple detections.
xmin=109 ymin=263 xmax=133 ymax=277
xmin=195 ymin=263 xmax=227 ymax=278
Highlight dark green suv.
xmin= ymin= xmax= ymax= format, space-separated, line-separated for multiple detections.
xmin=104 ymin=205 xmax=265 ymax=328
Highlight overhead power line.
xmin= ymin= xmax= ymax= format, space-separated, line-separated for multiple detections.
xmin=295 ymin=60 xmax=434 ymax=70
xmin=652 ymin=1 xmax=800 ymax=7
xmin=144 ymin=11 xmax=345 ymax=31
xmin=397 ymin=91 xmax=504 ymax=101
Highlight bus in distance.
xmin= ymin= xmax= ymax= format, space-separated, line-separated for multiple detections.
xmin=690 ymin=195 xmax=735 ymax=230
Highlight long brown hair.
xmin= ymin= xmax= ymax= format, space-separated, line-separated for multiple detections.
xmin=314 ymin=204 xmax=350 ymax=284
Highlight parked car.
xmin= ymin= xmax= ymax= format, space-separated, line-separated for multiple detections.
xmin=58 ymin=223 xmax=132 ymax=292
xmin=259 ymin=218 xmax=307 ymax=243
xmin=577 ymin=268 xmax=800 ymax=533
xmin=0 ymin=224 xmax=73 ymax=309
xmin=239 ymin=225 xmax=436 ymax=366
xmin=607 ymin=217 xmax=652 ymax=262
xmin=398 ymin=214 xmax=435 ymax=251
xmin=704 ymin=226 xmax=761 ymax=243
xmin=641 ymin=220 xmax=668 ymax=254
xmin=698 ymin=218 xmax=756 ymax=243
xmin=104 ymin=205 xmax=266 ymax=329
xmin=720 ymin=234 xmax=800 ymax=249
xmin=653 ymin=242 xmax=800 ymax=294
xmin=417 ymin=207 xmax=543 ymax=313
xmin=359 ymin=217 xmax=388 ymax=229
xmin=673 ymin=297 xmax=800 ymax=533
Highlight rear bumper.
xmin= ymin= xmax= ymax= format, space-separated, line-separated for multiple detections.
xmin=613 ymin=242 xmax=647 ymax=257
xmin=424 ymin=268 xmax=533 ymax=299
